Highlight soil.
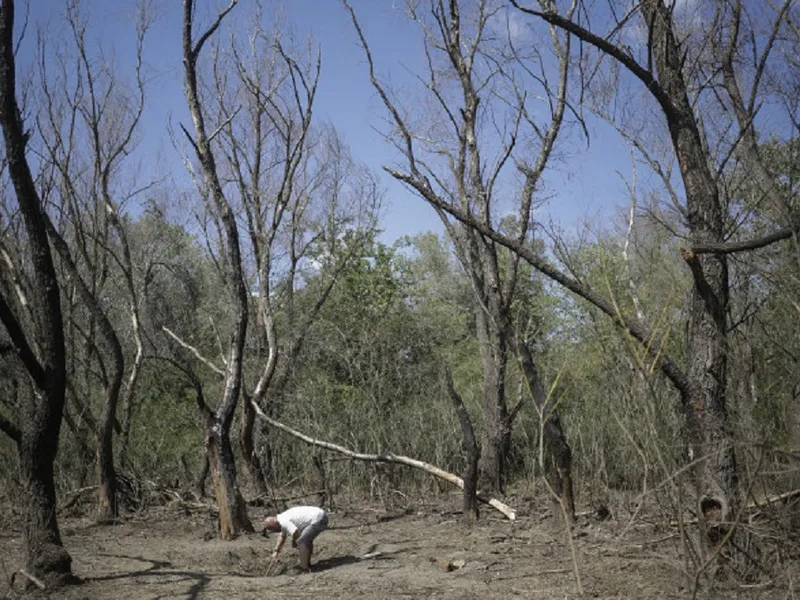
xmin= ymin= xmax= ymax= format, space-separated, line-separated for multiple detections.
xmin=0 ymin=497 xmax=796 ymax=599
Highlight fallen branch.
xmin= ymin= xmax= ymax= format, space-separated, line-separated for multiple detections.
xmin=669 ymin=488 xmax=800 ymax=526
xmin=248 ymin=490 xmax=326 ymax=505
xmin=746 ymin=488 xmax=800 ymax=508
xmin=17 ymin=569 xmax=46 ymax=590
xmin=251 ymin=402 xmax=516 ymax=520
xmin=60 ymin=485 xmax=97 ymax=512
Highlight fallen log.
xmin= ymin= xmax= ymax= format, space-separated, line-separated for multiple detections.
xmin=251 ymin=401 xmax=516 ymax=520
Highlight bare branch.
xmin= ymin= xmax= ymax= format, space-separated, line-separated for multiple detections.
xmin=187 ymin=0 xmax=238 ymax=60
xmin=386 ymin=165 xmax=692 ymax=400
xmin=690 ymin=225 xmax=798 ymax=255
xmin=510 ymin=0 xmax=675 ymax=119
xmin=161 ymin=325 xmax=225 ymax=378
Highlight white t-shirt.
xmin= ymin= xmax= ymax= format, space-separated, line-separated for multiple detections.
xmin=276 ymin=506 xmax=326 ymax=536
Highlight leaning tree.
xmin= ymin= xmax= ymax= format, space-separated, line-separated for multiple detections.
xmin=0 ymin=0 xmax=74 ymax=586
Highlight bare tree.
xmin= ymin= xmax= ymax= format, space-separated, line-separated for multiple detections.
xmin=344 ymin=0 xmax=576 ymax=515
xmin=496 ymin=0 xmax=798 ymax=558
xmin=34 ymin=0 xmax=152 ymax=519
xmin=181 ymin=0 xmax=252 ymax=539
xmin=0 ymin=0 xmax=74 ymax=586
xmin=182 ymin=2 xmax=382 ymax=502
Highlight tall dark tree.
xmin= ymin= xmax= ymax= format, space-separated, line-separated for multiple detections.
xmin=34 ymin=1 xmax=152 ymax=520
xmin=500 ymin=0 xmax=799 ymax=554
xmin=0 ymin=0 xmax=74 ymax=585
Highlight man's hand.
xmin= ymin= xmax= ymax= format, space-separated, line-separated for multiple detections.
xmin=273 ymin=532 xmax=286 ymax=558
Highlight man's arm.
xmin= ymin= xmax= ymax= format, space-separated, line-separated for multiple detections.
xmin=272 ymin=532 xmax=287 ymax=558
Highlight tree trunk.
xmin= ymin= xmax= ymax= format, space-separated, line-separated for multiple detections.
xmin=62 ymin=404 xmax=94 ymax=487
xmin=445 ymin=370 xmax=480 ymax=521
xmin=0 ymin=0 xmax=74 ymax=584
xmin=202 ymin=411 xmax=252 ymax=539
xmin=507 ymin=326 xmax=575 ymax=522
xmin=195 ymin=451 xmax=210 ymax=499
xmin=475 ymin=306 xmax=509 ymax=494
xmin=238 ymin=393 xmax=269 ymax=499
xmin=95 ymin=381 xmax=122 ymax=521
xmin=183 ymin=0 xmax=252 ymax=540
xmin=641 ymin=0 xmax=738 ymax=546
xmin=43 ymin=218 xmax=125 ymax=522
xmin=18 ymin=376 xmax=74 ymax=587
xmin=95 ymin=426 xmax=118 ymax=521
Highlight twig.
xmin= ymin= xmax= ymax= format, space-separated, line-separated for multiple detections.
xmin=17 ymin=569 xmax=46 ymax=590
xmin=249 ymin=490 xmax=326 ymax=504
xmin=746 ymin=488 xmax=800 ymax=508
xmin=266 ymin=554 xmax=278 ymax=576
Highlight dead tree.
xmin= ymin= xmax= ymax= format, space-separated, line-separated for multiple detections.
xmin=35 ymin=2 xmax=152 ymax=519
xmin=0 ymin=0 xmax=74 ymax=586
xmin=344 ymin=0 xmax=577 ymax=500
xmin=509 ymin=0 xmax=800 ymax=559
xmin=252 ymin=402 xmax=517 ymax=520
xmin=210 ymin=13 xmax=380 ymax=499
xmin=181 ymin=0 xmax=252 ymax=539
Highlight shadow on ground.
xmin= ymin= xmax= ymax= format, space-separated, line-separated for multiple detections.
xmin=86 ymin=553 xmax=229 ymax=600
xmin=313 ymin=555 xmax=361 ymax=572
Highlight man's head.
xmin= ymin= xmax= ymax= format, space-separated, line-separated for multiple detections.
xmin=263 ymin=515 xmax=281 ymax=533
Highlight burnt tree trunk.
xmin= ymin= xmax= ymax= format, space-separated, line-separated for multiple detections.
xmin=202 ymin=410 xmax=252 ymax=539
xmin=183 ymin=0 xmax=252 ymax=539
xmin=16 ymin=373 xmax=74 ymax=586
xmin=445 ymin=369 xmax=480 ymax=521
xmin=522 ymin=0 xmax=740 ymax=551
xmin=0 ymin=0 xmax=74 ymax=584
xmin=44 ymin=221 xmax=125 ymax=521
xmin=195 ymin=450 xmax=210 ymax=499
xmin=642 ymin=1 xmax=737 ymax=546
xmin=95 ymin=396 xmax=120 ymax=521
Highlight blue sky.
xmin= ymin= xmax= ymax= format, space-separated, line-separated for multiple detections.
xmin=24 ymin=0 xmax=632 ymax=243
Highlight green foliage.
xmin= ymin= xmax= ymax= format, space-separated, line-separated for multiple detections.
xmin=125 ymin=366 xmax=205 ymax=483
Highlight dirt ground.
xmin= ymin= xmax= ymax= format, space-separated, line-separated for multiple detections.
xmin=0 ymin=497 xmax=797 ymax=599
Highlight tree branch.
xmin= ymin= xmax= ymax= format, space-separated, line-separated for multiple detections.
xmin=690 ymin=225 xmax=797 ymax=255
xmin=509 ymin=0 xmax=676 ymax=119
xmin=0 ymin=291 xmax=45 ymax=388
xmin=161 ymin=326 xmax=225 ymax=377
xmin=386 ymin=166 xmax=691 ymax=401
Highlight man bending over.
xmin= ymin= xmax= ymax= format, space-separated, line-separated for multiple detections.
xmin=263 ymin=506 xmax=328 ymax=571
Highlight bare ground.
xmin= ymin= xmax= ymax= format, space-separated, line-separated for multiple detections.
xmin=1 ymin=497 xmax=797 ymax=599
